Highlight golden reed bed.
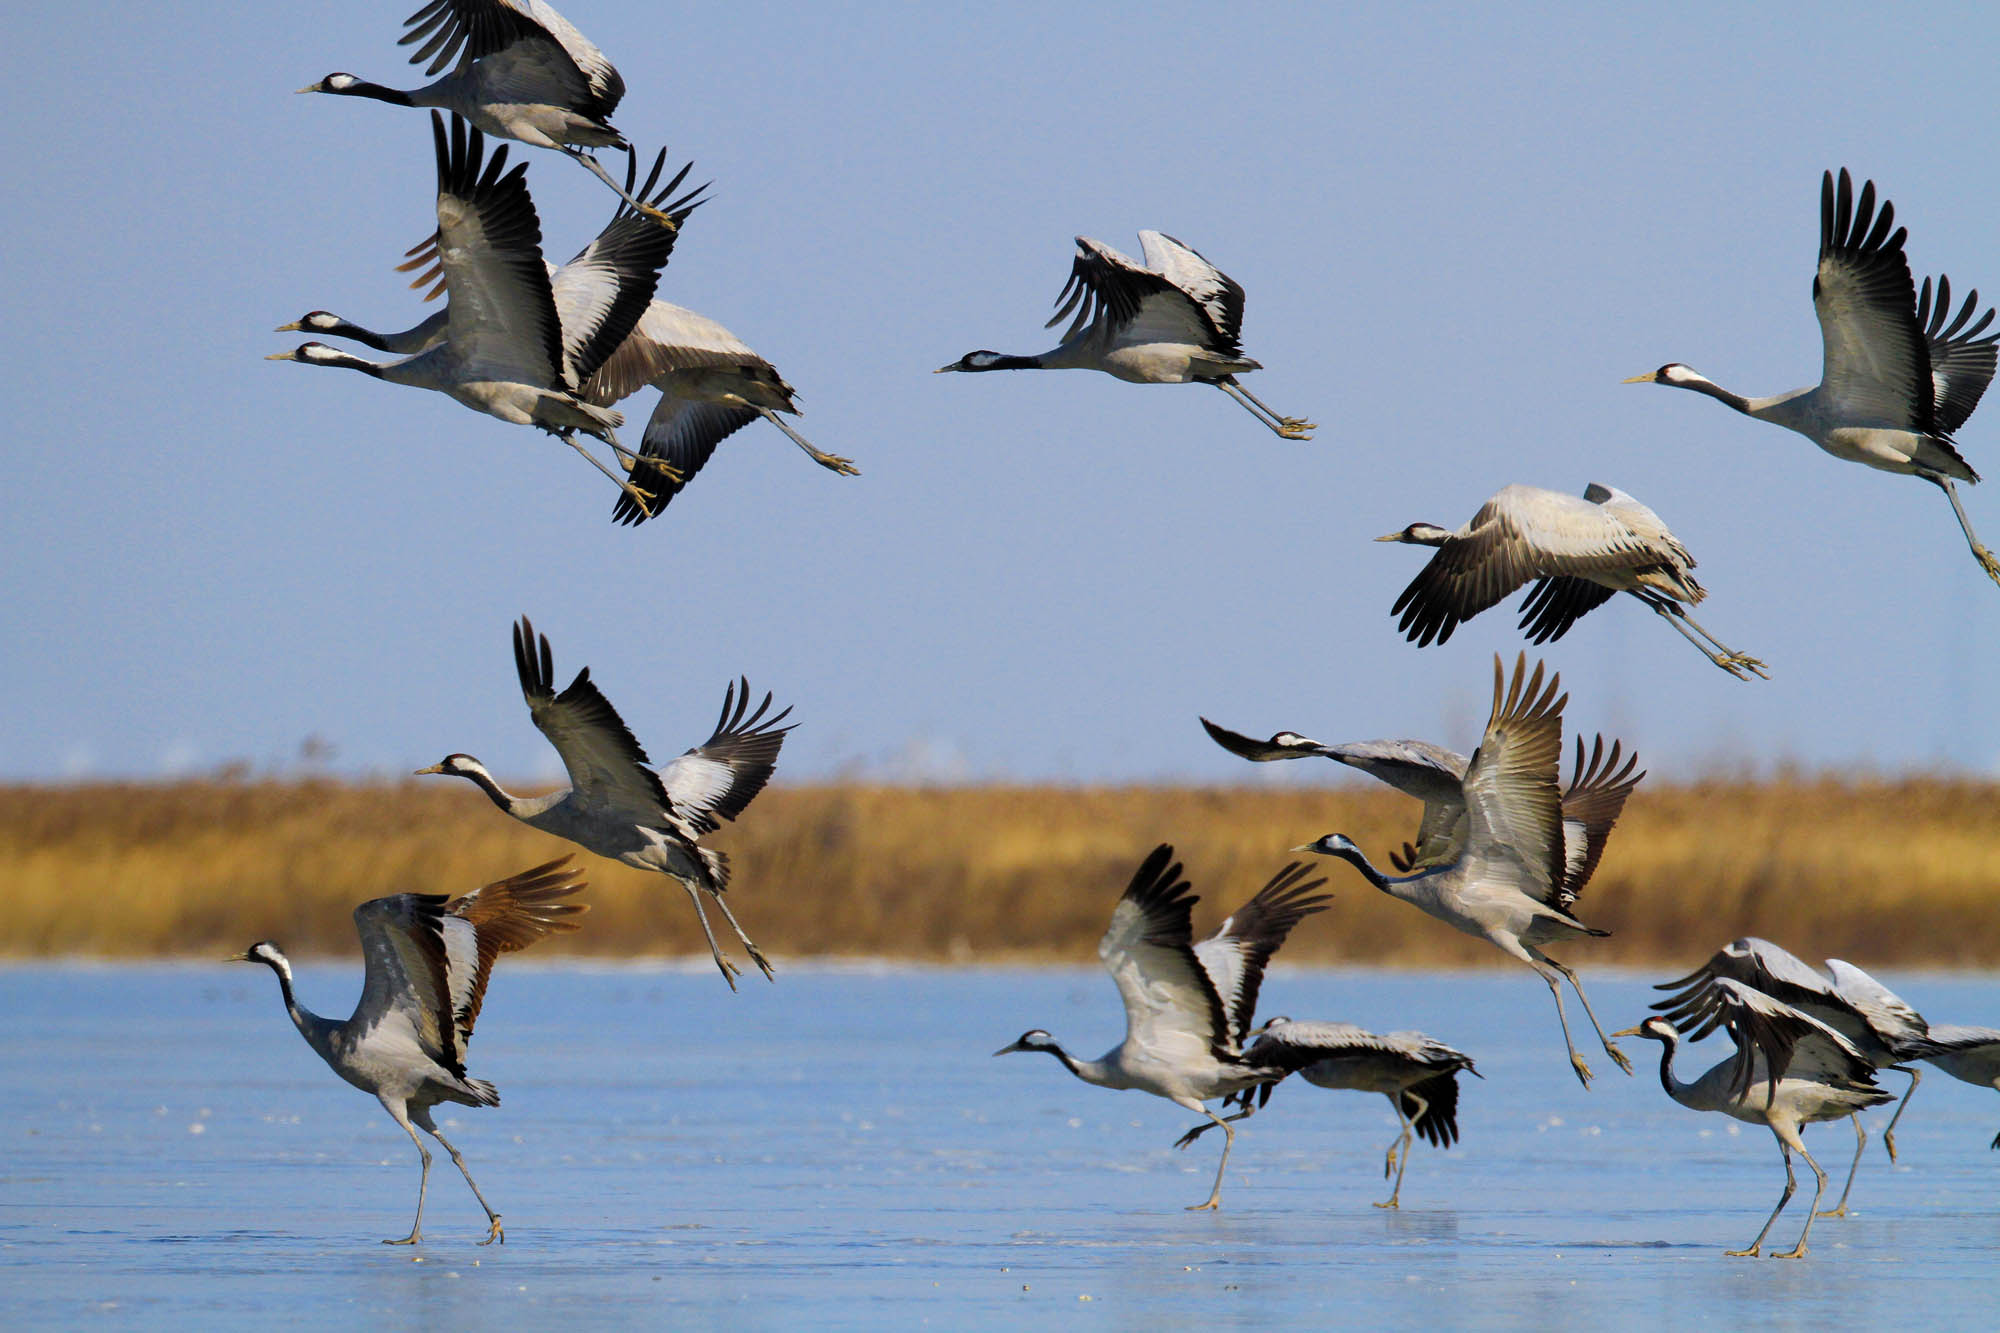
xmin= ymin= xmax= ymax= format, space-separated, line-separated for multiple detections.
xmin=5 ymin=778 xmax=1998 ymax=967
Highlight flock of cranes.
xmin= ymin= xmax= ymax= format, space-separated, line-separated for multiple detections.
xmin=226 ymin=0 xmax=1999 ymax=1259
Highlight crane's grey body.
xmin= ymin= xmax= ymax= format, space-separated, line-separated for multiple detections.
xmin=1378 ymin=482 xmax=1766 ymax=678
xmin=1618 ymin=979 xmax=1895 ymax=1258
xmin=1654 ymin=938 xmax=1937 ymax=1216
xmin=1176 ymin=1018 xmax=1477 ymax=1207
xmin=995 ymin=845 xmax=1329 ymax=1210
xmin=938 ymin=231 xmax=1313 ymax=439
xmin=299 ymin=0 xmax=678 ymax=224
xmin=1300 ymin=656 xmax=1642 ymax=1087
xmin=231 ymin=859 xmax=586 ymax=1245
xmin=1626 ymin=168 xmax=2000 ymax=586
xmin=420 ymin=616 xmax=792 ymax=988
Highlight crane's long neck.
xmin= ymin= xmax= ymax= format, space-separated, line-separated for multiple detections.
xmin=256 ymin=954 xmax=339 ymax=1062
xmin=1321 ymin=841 xmax=1421 ymax=904
xmin=968 ymin=353 xmax=1050 ymax=371
xmin=1032 ymin=1040 xmax=1114 ymax=1087
xmin=335 ymin=310 xmax=448 ymax=356
xmin=1650 ymin=1032 xmax=1692 ymax=1105
xmin=321 ymin=79 xmax=420 ymax=108
xmin=452 ymin=762 xmax=540 ymax=820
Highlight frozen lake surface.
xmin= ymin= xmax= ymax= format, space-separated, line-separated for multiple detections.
xmin=3 ymin=963 xmax=1997 ymax=1328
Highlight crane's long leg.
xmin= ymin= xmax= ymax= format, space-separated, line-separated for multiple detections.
xmin=560 ymin=433 xmax=657 ymax=516
xmin=1772 ymin=1135 xmax=1828 ymax=1259
xmin=382 ymin=1102 xmax=432 ymax=1246
xmin=419 ymin=1114 xmax=504 ymax=1245
xmin=1375 ymin=1091 xmax=1420 ymax=1209
xmin=1927 ymin=473 xmax=2000 ymax=588
xmin=1816 ymin=1115 xmax=1867 ymax=1218
xmin=1727 ymin=1130 xmax=1797 ymax=1257
xmin=560 ymin=145 xmax=683 ymax=230
xmin=1187 ymin=1105 xmax=1239 ymax=1211
xmin=704 ymin=889 xmax=775 ymax=982
xmin=1641 ymin=598 xmax=1769 ymax=680
xmin=757 ymin=408 xmax=860 ymax=476
xmin=1211 ymin=381 xmax=1314 ymax=440
xmin=675 ymin=881 xmax=741 ymax=990
xmin=1171 ymin=1099 xmax=1260 ymax=1151
xmin=1501 ymin=941 xmax=1594 ymax=1086
xmin=1541 ymin=955 xmax=1633 ymax=1076
xmin=1881 ymin=1066 xmax=1921 ymax=1162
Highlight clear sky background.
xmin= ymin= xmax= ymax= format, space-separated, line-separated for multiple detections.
xmin=6 ymin=3 xmax=1999 ymax=786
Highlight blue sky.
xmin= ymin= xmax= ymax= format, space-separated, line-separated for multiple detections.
xmin=6 ymin=4 xmax=1999 ymax=784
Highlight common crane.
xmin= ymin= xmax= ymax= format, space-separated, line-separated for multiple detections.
xmin=299 ymin=0 xmax=677 ymax=225
xmin=1917 ymin=1025 xmax=2000 ymax=1147
xmin=1375 ymin=482 xmax=1766 ymax=679
xmin=1654 ymin=937 xmax=1937 ymax=1217
xmin=995 ymin=845 xmax=1329 ymax=1210
xmin=269 ymin=115 xmax=701 ymax=513
xmin=1625 ymin=168 xmax=2000 ymax=587
xmin=1174 ymin=1017 xmax=1477 ymax=1208
xmin=1616 ymin=980 xmax=1895 ymax=1258
xmin=418 ymin=616 xmax=791 ymax=988
xmin=229 ymin=857 xmax=586 ymax=1245
xmin=1297 ymin=655 xmax=1640 ymax=1087
xmin=937 ymin=231 xmax=1313 ymax=439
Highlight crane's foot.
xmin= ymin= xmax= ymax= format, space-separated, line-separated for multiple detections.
xmin=637 ymin=203 xmax=681 ymax=232
xmin=1883 ymin=1130 xmax=1898 ymax=1164
xmin=1172 ymin=1126 xmax=1206 ymax=1151
xmin=1185 ymin=1197 xmax=1222 ymax=1212
xmin=1812 ymin=1205 xmax=1850 ymax=1219
xmin=746 ymin=943 xmax=777 ymax=982
xmin=1722 ymin=653 xmax=1770 ymax=680
xmin=1771 ymin=1243 xmax=1808 ymax=1260
xmin=811 ymin=451 xmax=861 ymax=476
xmin=1372 ymin=1196 xmax=1401 ymax=1210
xmin=1975 ymin=545 xmax=2000 ymax=588
xmin=383 ymin=1231 xmax=421 ymax=1246
xmin=478 ymin=1216 xmax=505 ymax=1245
xmin=712 ymin=952 xmax=742 ymax=992
xmin=1383 ymin=1147 xmax=1399 ymax=1179
xmin=1275 ymin=421 xmax=1315 ymax=440
xmin=1570 ymin=1052 xmax=1595 ymax=1087
xmin=618 ymin=480 xmax=657 ymax=518
xmin=1723 ymin=1245 xmax=1760 ymax=1258
xmin=1603 ymin=1042 xmax=1634 ymax=1076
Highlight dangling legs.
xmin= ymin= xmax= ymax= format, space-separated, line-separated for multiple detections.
xmin=1211 ymin=379 xmax=1314 ymax=439
xmin=562 ymin=144 xmax=682 ymax=229
xmin=382 ymin=1100 xmax=431 ymax=1246
xmin=1773 ymin=1132 xmax=1828 ymax=1259
xmin=705 ymin=889 xmax=775 ymax=982
xmin=1187 ymin=1105 xmax=1239 ymax=1211
xmin=1816 ymin=1114 xmax=1867 ymax=1218
xmin=559 ymin=431 xmax=656 ymax=516
xmin=1926 ymin=473 xmax=2000 ymax=588
xmin=1643 ymin=598 xmax=1768 ymax=680
xmin=1375 ymin=1091 xmax=1420 ymax=1209
xmin=1881 ymin=1067 xmax=1921 ymax=1162
xmin=1542 ymin=954 xmax=1634 ymax=1075
xmin=758 ymin=408 xmax=860 ymax=476
xmin=1503 ymin=940 xmax=1593 ymax=1086
xmin=1727 ymin=1128 xmax=1797 ymax=1257
xmin=676 ymin=881 xmax=741 ymax=989
xmin=418 ymin=1111 xmax=504 ymax=1245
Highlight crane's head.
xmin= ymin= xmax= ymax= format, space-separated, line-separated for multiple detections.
xmin=415 ymin=754 xmax=482 ymax=779
xmin=1611 ymin=1016 xmax=1677 ymax=1043
xmin=1621 ymin=363 xmax=1707 ymax=390
xmin=227 ymin=940 xmax=291 ymax=976
xmin=936 ymin=351 xmax=1004 ymax=373
xmin=1269 ymin=732 xmax=1318 ymax=750
xmin=1375 ymin=523 xmax=1453 ymax=546
xmin=297 ymin=73 xmax=360 ymax=95
xmin=276 ymin=311 xmax=347 ymax=336
xmin=1292 ymin=833 xmax=1359 ymax=859
xmin=264 ymin=341 xmax=352 ymax=367
xmin=1243 ymin=1015 xmax=1292 ymax=1042
xmin=993 ymin=1029 xmax=1058 ymax=1057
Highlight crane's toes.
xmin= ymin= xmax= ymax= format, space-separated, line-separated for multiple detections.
xmin=383 ymin=1233 xmax=420 ymax=1246
xmin=1728 ymin=654 xmax=1771 ymax=680
xmin=1171 ymin=1128 xmax=1203 ymax=1151
xmin=746 ymin=945 xmax=777 ymax=982
xmin=1812 ymin=1206 xmax=1850 ymax=1219
xmin=1277 ymin=425 xmax=1314 ymax=440
xmin=712 ymin=955 xmax=742 ymax=991
xmin=618 ymin=481 xmax=657 ymax=517
xmin=1771 ymin=1245 xmax=1808 ymax=1260
xmin=478 ymin=1218 xmax=505 ymax=1245
xmin=815 ymin=452 xmax=861 ymax=476
xmin=1383 ymin=1148 xmax=1398 ymax=1178
xmin=1185 ymin=1199 xmax=1222 ymax=1212
xmin=1371 ymin=1197 xmax=1400 ymax=1210
xmin=1570 ymin=1053 xmax=1595 ymax=1087
xmin=1723 ymin=1246 xmax=1760 ymax=1258
xmin=1279 ymin=417 xmax=1316 ymax=432
xmin=1882 ymin=1132 xmax=1898 ymax=1163
xmin=1605 ymin=1043 xmax=1634 ymax=1076
xmin=638 ymin=204 xmax=681 ymax=232
xmin=1975 ymin=547 xmax=2000 ymax=586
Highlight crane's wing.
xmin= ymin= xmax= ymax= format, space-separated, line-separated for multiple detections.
xmin=550 ymin=150 xmax=704 ymax=388
xmin=611 ymin=398 xmax=761 ymax=525
xmin=586 ymin=301 xmax=777 ymax=404
xmin=1515 ymin=576 xmax=1617 ymax=644
xmin=1389 ymin=487 xmax=1653 ymax=648
xmin=1553 ymin=734 xmax=1644 ymax=911
xmin=428 ymin=114 xmax=563 ymax=388
xmin=1045 ymin=236 xmax=1221 ymax=351
xmin=1676 ymin=977 xmax=1879 ymax=1108
xmin=1812 ymin=168 xmax=1934 ymax=434
xmin=1653 ymin=936 xmax=1834 ymax=1021
xmin=401 ymin=0 xmax=624 ymax=119
xmin=655 ymin=679 xmax=794 ymax=835
xmin=1137 ymin=231 xmax=1247 ymax=350
xmin=442 ymin=857 xmax=587 ymax=1042
xmin=1914 ymin=273 xmax=1999 ymax=436
xmin=1099 ymin=845 xmax=1230 ymax=1066
xmin=350 ymin=892 xmax=460 ymax=1073
xmin=513 ymin=615 xmax=669 ymax=815
xmin=1456 ymin=654 xmax=1567 ymax=901
xmin=1916 ymin=1023 xmax=2000 ymax=1066
xmin=1823 ymin=959 xmax=1930 ymax=1055
xmin=1191 ymin=863 xmax=1330 ymax=1049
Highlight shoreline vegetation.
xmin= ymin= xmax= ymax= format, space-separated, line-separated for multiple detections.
xmin=6 ymin=778 xmax=1998 ymax=967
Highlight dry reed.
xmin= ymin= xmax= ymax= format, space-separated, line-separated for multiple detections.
xmin=4 ymin=777 xmax=1998 ymax=968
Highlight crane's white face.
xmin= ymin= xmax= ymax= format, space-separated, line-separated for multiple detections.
xmin=302 ymin=73 xmax=358 ymax=93
xmin=936 ymin=351 xmax=1002 ymax=372
xmin=1272 ymin=732 xmax=1315 ymax=748
xmin=993 ymin=1029 xmax=1054 ymax=1056
xmin=414 ymin=754 xmax=480 ymax=778
xmin=228 ymin=941 xmax=286 ymax=968
xmin=1623 ymin=363 xmax=1706 ymax=388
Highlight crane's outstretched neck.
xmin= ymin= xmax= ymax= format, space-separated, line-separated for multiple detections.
xmin=1650 ymin=1030 xmax=1687 ymax=1103
xmin=243 ymin=947 xmax=339 ymax=1062
xmin=996 ymin=1031 xmax=1113 ymax=1086
xmin=418 ymin=756 xmax=540 ymax=819
xmin=1304 ymin=835 xmax=1394 ymax=892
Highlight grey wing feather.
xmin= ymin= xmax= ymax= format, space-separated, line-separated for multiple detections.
xmin=1813 ymin=169 xmax=1934 ymax=432
xmin=1191 ymin=863 xmax=1330 ymax=1049
xmin=1914 ymin=273 xmax=1998 ymax=436
xmin=655 ymin=678 xmax=794 ymax=835
xmin=513 ymin=616 xmax=670 ymax=813
xmin=350 ymin=893 xmax=460 ymax=1073
xmin=1100 ymin=846 xmax=1231 ymax=1064
xmin=402 ymin=0 xmax=625 ymax=118
xmin=610 ymin=399 xmax=760 ymax=525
